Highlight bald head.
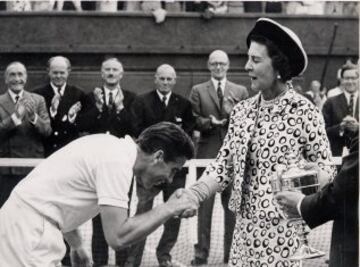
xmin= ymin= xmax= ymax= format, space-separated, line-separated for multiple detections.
xmin=208 ymin=50 xmax=229 ymax=80
xmin=156 ymin=64 xmax=176 ymax=78
xmin=48 ymin=56 xmax=71 ymax=87
xmin=48 ymin=56 xmax=71 ymax=70
xmin=310 ymin=80 xmax=321 ymax=93
xmin=155 ymin=64 xmax=177 ymax=94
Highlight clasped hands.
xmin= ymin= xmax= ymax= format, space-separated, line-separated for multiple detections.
xmin=340 ymin=115 xmax=359 ymax=133
xmin=15 ymin=97 xmax=36 ymax=122
xmin=167 ymin=188 xmax=199 ymax=219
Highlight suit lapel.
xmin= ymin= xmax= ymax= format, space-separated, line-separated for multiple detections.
xmin=165 ymin=94 xmax=177 ymax=119
xmin=338 ymin=93 xmax=349 ymax=117
xmin=0 ymin=91 xmax=16 ymax=115
xmin=206 ymin=81 xmax=221 ymax=112
xmin=355 ymin=96 xmax=359 ymax=120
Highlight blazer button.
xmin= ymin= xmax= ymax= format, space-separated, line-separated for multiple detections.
xmin=54 ymin=131 xmax=59 ymax=136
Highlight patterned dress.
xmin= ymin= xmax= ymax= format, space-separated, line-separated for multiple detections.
xmin=204 ymin=89 xmax=335 ymax=266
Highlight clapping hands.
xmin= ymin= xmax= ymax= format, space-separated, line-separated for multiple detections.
xmin=50 ymin=93 xmax=61 ymax=114
xmin=68 ymin=101 xmax=82 ymax=122
xmin=209 ymin=115 xmax=227 ymax=127
xmin=113 ymin=91 xmax=124 ymax=112
xmin=341 ymin=115 xmax=359 ymax=133
xmin=15 ymin=97 xmax=36 ymax=122
xmin=93 ymin=87 xmax=104 ymax=112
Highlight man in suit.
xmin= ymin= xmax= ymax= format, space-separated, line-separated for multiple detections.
xmin=275 ymin=136 xmax=358 ymax=267
xmin=128 ymin=64 xmax=195 ymax=267
xmin=322 ymin=63 xmax=359 ymax=157
xmin=34 ymin=56 xmax=86 ymax=157
xmin=0 ymin=61 xmax=52 ymax=207
xmin=189 ymin=50 xmax=248 ymax=265
xmin=76 ymin=57 xmax=136 ymax=138
xmin=76 ymin=57 xmax=136 ymax=267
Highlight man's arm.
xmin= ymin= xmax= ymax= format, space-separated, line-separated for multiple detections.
xmin=100 ymin=188 xmax=198 ymax=250
xmin=63 ymin=229 xmax=92 ymax=267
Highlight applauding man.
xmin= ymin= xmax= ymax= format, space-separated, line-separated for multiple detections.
xmin=0 ymin=61 xmax=51 ymax=207
xmin=34 ymin=56 xmax=86 ymax=156
xmin=77 ymin=57 xmax=136 ymax=138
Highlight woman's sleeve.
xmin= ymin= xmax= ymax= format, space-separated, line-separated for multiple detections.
xmin=188 ymin=105 xmax=239 ymax=203
xmin=302 ymin=105 xmax=337 ymax=180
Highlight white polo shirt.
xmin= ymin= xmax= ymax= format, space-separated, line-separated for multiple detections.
xmin=14 ymin=134 xmax=137 ymax=233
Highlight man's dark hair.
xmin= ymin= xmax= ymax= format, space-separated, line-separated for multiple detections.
xmin=249 ymin=35 xmax=293 ymax=82
xmin=137 ymin=122 xmax=195 ymax=162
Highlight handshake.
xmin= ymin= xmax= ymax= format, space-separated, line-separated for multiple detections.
xmin=166 ymin=188 xmax=200 ymax=219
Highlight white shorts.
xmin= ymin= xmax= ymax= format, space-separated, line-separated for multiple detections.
xmin=0 ymin=192 xmax=66 ymax=267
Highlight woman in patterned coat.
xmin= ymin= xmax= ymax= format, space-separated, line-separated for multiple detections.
xmin=184 ymin=18 xmax=336 ymax=267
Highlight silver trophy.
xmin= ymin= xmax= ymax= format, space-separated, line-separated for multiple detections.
xmin=271 ymin=152 xmax=325 ymax=261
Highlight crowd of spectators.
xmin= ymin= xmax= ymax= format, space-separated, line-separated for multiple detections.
xmin=0 ymin=1 xmax=358 ymax=15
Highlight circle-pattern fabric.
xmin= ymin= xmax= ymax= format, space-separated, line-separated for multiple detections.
xmin=204 ymin=89 xmax=334 ymax=266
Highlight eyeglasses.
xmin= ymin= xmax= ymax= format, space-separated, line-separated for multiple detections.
xmin=342 ymin=76 xmax=358 ymax=81
xmin=209 ymin=62 xmax=228 ymax=67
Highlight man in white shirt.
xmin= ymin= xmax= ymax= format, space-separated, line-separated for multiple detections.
xmin=0 ymin=122 xmax=197 ymax=267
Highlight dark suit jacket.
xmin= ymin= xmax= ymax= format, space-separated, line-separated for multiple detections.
xmin=301 ymin=137 xmax=359 ymax=267
xmin=76 ymin=87 xmax=136 ymax=138
xmin=131 ymin=90 xmax=195 ymax=138
xmin=34 ymin=84 xmax=87 ymax=156
xmin=0 ymin=90 xmax=52 ymax=175
xmin=322 ymin=93 xmax=359 ymax=156
xmin=189 ymin=80 xmax=248 ymax=158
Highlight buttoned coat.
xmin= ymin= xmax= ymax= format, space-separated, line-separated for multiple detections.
xmin=322 ymin=93 xmax=359 ymax=156
xmin=0 ymin=90 xmax=52 ymax=175
xmin=76 ymin=86 xmax=136 ymax=138
xmin=189 ymin=80 xmax=248 ymax=158
xmin=34 ymin=84 xmax=86 ymax=156
xmin=131 ymin=90 xmax=195 ymax=137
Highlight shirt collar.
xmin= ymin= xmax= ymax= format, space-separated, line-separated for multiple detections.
xmin=50 ymin=82 xmax=66 ymax=96
xmin=156 ymin=90 xmax=172 ymax=105
xmin=8 ymin=89 xmax=24 ymax=103
xmin=343 ymin=90 xmax=358 ymax=103
xmin=211 ymin=77 xmax=227 ymax=93
xmin=104 ymin=85 xmax=120 ymax=96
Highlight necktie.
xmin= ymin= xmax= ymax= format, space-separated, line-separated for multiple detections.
xmin=162 ymin=95 xmax=167 ymax=109
xmin=108 ymin=92 xmax=114 ymax=111
xmin=57 ymin=86 xmax=62 ymax=97
xmin=348 ymin=93 xmax=354 ymax=116
xmin=217 ymin=82 xmax=223 ymax=110
xmin=14 ymin=95 xmax=19 ymax=104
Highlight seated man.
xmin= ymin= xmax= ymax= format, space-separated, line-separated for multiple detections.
xmin=0 ymin=122 xmax=197 ymax=267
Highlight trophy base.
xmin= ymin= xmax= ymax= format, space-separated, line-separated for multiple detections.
xmin=289 ymin=245 xmax=326 ymax=261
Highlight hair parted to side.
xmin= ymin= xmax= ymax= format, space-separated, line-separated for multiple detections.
xmin=137 ymin=122 xmax=195 ymax=162
xmin=249 ymin=35 xmax=292 ymax=83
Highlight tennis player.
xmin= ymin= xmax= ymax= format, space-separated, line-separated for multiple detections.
xmin=0 ymin=122 xmax=197 ymax=266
